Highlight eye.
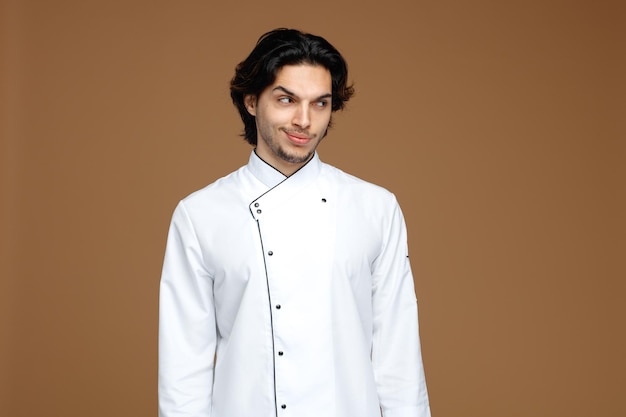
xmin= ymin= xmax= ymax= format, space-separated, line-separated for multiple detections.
xmin=278 ymin=96 xmax=293 ymax=104
xmin=315 ymin=100 xmax=329 ymax=108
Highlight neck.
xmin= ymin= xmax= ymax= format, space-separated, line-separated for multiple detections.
xmin=254 ymin=150 xmax=314 ymax=177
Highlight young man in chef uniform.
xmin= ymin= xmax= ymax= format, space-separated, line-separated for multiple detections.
xmin=159 ymin=28 xmax=431 ymax=417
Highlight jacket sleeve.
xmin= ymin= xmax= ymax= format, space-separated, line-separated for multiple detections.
xmin=159 ymin=201 xmax=216 ymax=417
xmin=371 ymin=198 xmax=431 ymax=417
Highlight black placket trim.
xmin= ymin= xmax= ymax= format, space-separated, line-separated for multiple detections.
xmin=255 ymin=219 xmax=279 ymax=417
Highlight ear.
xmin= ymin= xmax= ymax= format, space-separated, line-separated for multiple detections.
xmin=244 ymin=95 xmax=257 ymax=116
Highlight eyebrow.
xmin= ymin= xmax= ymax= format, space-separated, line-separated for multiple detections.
xmin=272 ymin=85 xmax=332 ymax=101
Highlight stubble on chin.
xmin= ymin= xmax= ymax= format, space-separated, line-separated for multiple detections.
xmin=276 ymin=146 xmax=314 ymax=164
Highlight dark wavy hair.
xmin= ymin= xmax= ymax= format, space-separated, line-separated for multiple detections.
xmin=230 ymin=28 xmax=355 ymax=145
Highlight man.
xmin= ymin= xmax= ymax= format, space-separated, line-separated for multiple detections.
xmin=159 ymin=28 xmax=431 ymax=417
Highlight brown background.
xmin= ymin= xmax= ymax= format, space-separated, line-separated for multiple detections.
xmin=1 ymin=1 xmax=624 ymax=416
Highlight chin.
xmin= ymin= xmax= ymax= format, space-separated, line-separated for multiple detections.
xmin=281 ymin=150 xmax=313 ymax=164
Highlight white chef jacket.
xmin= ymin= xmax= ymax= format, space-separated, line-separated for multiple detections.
xmin=159 ymin=151 xmax=431 ymax=417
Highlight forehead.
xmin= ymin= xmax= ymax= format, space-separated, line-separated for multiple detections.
xmin=269 ymin=64 xmax=332 ymax=96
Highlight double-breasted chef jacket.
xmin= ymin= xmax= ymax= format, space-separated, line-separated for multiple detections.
xmin=159 ymin=151 xmax=431 ymax=417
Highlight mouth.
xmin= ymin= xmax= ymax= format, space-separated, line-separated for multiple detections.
xmin=283 ymin=130 xmax=312 ymax=145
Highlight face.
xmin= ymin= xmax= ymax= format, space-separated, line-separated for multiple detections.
xmin=245 ymin=64 xmax=332 ymax=176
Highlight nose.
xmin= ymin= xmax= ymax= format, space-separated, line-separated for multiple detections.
xmin=292 ymin=103 xmax=311 ymax=129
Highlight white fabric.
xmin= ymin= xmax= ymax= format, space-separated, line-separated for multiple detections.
xmin=159 ymin=151 xmax=431 ymax=417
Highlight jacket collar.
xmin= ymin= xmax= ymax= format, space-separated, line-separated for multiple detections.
xmin=247 ymin=151 xmax=324 ymax=219
xmin=248 ymin=150 xmax=322 ymax=189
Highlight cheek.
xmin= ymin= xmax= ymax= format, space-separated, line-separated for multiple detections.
xmin=259 ymin=105 xmax=288 ymax=126
xmin=316 ymin=112 xmax=332 ymax=129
